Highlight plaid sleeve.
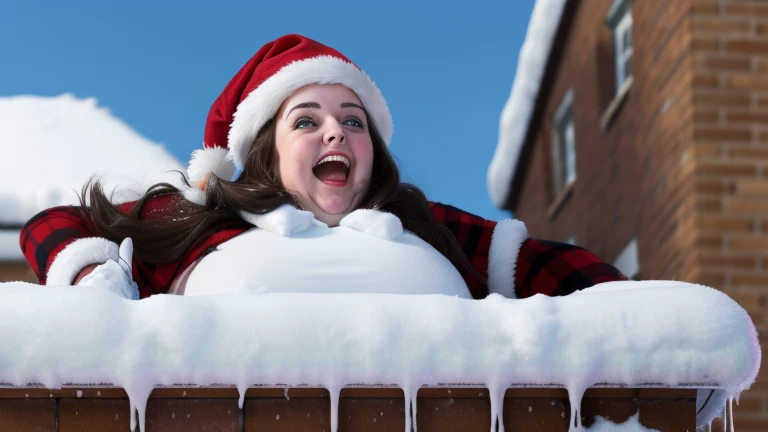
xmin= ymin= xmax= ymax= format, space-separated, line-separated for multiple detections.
xmin=131 ymin=255 xmax=183 ymax=298
xmin=514 ymin=239 xmax=628 ymax=298
xmin=131 ymin=226 xmax=245 ymax=298
xmin=19 ymin=195 xmax=190 ymax=296
xmin=429 ymin=202 xmax=495 ymax=298
xmin=20 ymin=206 xmax=101 ymax=285
xmin=429 ymin=202 xmax=530 ymax=299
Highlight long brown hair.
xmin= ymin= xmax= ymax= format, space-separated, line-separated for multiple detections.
xmin=82 ymin=117 xmax=482 ymax=283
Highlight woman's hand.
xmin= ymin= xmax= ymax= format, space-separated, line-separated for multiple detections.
xmin=73 ymin=263 xmax=100 ymax=285
xmin=76 ymin=238 xmax=140 ymax=300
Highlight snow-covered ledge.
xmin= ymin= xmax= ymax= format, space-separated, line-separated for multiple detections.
xmin=0 ymin=280 xmax=759 ymax=432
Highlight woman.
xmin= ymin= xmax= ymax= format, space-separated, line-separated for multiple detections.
xmin=20 ymin=34 xmax=626 ymax=299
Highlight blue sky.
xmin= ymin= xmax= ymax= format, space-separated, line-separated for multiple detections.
xmin=1 ymin=0 xmax=535 ymax=221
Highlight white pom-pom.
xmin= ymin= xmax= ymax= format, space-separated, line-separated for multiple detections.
xmin=187 ymin=147 xmax=236 ymax=184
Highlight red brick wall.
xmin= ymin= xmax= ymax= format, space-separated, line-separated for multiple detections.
xmin=514 ymin=0 xmax=696 ymax=280
xmin=690 ymin=0 xmax=768 ymax=428
xmin=512 ymin=0 xmax=768 ymax=428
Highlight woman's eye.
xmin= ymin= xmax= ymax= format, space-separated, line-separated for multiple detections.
xmin=344 ymin=118 xmax=363 ymax=128
xmin=294 ymin=118 xmax=315 ymax=129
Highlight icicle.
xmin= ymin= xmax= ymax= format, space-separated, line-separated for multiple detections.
xmin=129 ymin=400 xmax=137 ymax=432
xmin=567 ymin=385 xmax=586 ymax=432
xmin=489 ymin=383 xmax=506 ymax=432
xmin=403 ymin=385 xmax=412 ymax=432
xmin=722 ymin=398 xmax=728 ymax=432
xmin=124 ymin=382 xmax=154 ymax=432
xmin=328 ymin=384 xmax=340 ymax=432
xmin=237 ymin=382 xmax=247 ymax=410
xmin=136 ymin=401 xmax=148 ymax=432
xmin=410 ymin=384 xmax=419 ymax=432
xmin=728 ymin=397 xmax=735 ymax=432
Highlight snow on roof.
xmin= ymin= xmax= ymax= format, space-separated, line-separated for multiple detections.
xmin=0 ymin=280 xmax=759 ymax=431
xmin=487 ymin=0 xmax=568 ymax=208
xmin=0 ymin=94 xmax=185 ymax=258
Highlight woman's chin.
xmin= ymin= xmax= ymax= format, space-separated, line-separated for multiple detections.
xmin=306 ymin=195 xmax=349 ymax=217
xmin=319 ymin=202 xmax=353 ymax=217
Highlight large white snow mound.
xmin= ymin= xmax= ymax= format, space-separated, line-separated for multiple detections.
xmin=0 ymin=94 xmax=184 ymax=226
xmin=0 ymin=280 xmax=760 ymax=431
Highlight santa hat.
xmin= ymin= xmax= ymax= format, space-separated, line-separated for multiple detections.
xmin=187 ymin=34 xmax=393 ymax=190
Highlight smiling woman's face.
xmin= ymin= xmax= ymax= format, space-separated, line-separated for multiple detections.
xmin=273 ymin=83 xmax=374 ymax=226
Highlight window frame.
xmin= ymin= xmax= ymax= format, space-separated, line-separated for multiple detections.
xmin=551 ymin=89 xmax=577 ymax=197
xmin=613 ymin=237 xmax=640 ymax=280
xmin=606 ymin=0 xmax=634 ymax=93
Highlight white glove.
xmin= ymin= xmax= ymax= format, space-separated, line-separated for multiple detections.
xmin=77 ymin=238 xmax=140 ymax=300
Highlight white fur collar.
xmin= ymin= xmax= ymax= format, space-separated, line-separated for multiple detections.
xmin=338 ymin=208 xmax=403 ymax=240
xmin=239 ymin=205 xmax=403 ymax=240
xmin=238 ymin=205 xmax=318 ymax=237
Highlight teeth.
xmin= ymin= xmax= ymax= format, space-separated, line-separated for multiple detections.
xmin=315 ymin=154 xmax=350 ymax=168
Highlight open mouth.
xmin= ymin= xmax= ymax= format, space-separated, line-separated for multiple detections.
xmin=313 ymin=154 xmax=351 ymax=186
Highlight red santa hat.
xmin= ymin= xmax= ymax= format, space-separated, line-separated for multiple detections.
xmin=187 ymin=34 xmax=393 ymax=189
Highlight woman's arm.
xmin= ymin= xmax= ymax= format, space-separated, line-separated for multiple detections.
xmin=20 ymin=205 xmax=107 ymax=285
xmin=428 ymin=202 xmax=626 ymax=299
xmin=19 ymin=194 xmax=188 ymax=297
xmin=429 ymin=201 xmax=525 ymax=299
xmin=514 ymin=239 xmax=628 ymax=298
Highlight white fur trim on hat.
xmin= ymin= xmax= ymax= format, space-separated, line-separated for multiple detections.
xmin=187 ymin=146 xmax=237 ymax=187
xmin=46 ymin=237 xmax=119 ymax=286
xmin=487 ymin=219 xmax=529 ymax=299
xmin=228 ymin=55 xmax=393 ymax=171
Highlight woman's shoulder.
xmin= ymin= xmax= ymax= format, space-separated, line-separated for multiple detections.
xmin=116 ymin=192 xmax=186 ymax=220
xmin=428 ymin=201 xmax=498 ymax=227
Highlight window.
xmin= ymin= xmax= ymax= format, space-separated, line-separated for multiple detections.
xmin=551 ymin=89 xmax=576 ymax=195
xmin=607 ymin=0 xmax=634 ymax=92
xmin=613 ymin=237 xmax=640 ymax=280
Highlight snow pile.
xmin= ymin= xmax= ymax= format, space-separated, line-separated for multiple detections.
xmin=487 ymin=0 xmax=568 ymax=208
xmin=0 ymin=94 xmax=184 ymax=226
xmin=0 ymin=280 xmax=759 ymax=432
xmin=587 ymin=414 xmax=659 ymax=432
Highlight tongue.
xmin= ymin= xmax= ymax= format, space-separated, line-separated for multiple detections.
xmin=314 ymin=161 xmax=348 ymax=182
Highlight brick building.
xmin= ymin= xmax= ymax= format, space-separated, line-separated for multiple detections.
xmin=488 ymin=0 xmax=768 ymax=428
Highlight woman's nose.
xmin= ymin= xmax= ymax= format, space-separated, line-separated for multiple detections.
xmin=323 ymin=120 xmax=345 ymax=146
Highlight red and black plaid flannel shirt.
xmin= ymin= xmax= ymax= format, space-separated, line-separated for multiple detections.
xmin=20 ymin=196 xmax=626 ymax=299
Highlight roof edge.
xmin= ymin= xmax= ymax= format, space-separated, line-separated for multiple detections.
xmin=487 ymin=0 xmax=580 ymax=210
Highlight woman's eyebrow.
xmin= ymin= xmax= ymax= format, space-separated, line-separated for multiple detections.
xmin=285 ymin=101 xmax=365 ymax=119
xmin=341 ymin=102 xmax=365 ymax=111
xmin=285 ymin=102 xmax=320 ymax=119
